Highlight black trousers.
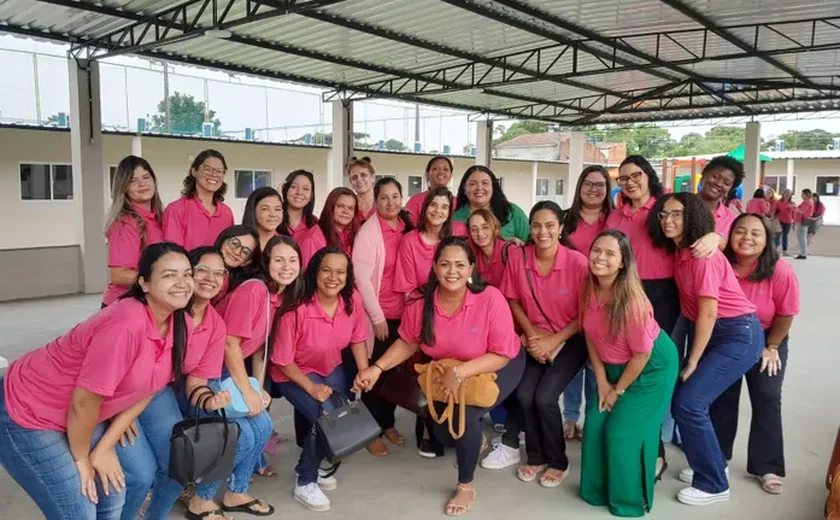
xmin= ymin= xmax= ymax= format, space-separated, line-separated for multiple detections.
xmin=516 ymin=334 xmax=588 ymax=471
xmin=709 ymin=333 xmax=788 ymax=477
xmin=361 ymin=319 xmax=400 ymax=432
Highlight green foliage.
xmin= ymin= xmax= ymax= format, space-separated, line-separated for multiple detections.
xmin=151 ymin=92 xmax=221 ymax=135
xmin=494 ymin=121 xmax=556 ymax=144
xmin=765 ymin=129 xmax=839 ymax=151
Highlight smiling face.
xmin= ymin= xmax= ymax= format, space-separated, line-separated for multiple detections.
xmin=617 ymin=162 xmax=650 ymax=203
xmin=140 ymin=252 xmax=194 ymax=312
xmin=660 ymin=198 xmax=685 ymax=243
xmin=316 ymin=253 xmax=348 ymax=299
xmin=376 ymin=183 xmax=403 ymax=220
xmin=268 ymin=242 xmax=300 ymax=289
xmin=589 ymin=235 xmax=623 ymax=279
xmin=348 ymin=164 xmax=374 ymax=195
xmin=465 ymin=171 xmax=493 ymax=208
xmin=255 ymin=195 xmax=283 ymax=233
xmin=434 ymin=245 xmax=472 ymax=293
xmin=468 ymin=214 xmax=496 ymax=249
xmin=287 ymin=175 xmax=313 ymax=210
xmin=424 ymin=195 xmax=451 ymax=229
xmin=192 ymin=253 xmax=226 ymax=301
xmin=700 ymin=167 xmax=735 ymax=203
xmin=333 ymin=194 xmax=357 ymax=229
xmin=428 ymin=158 xmax=453 ymax=189
xmin=127 ymin=166 xmax=156 ymax=205
xmin=530 ymin=208 xmax=562 ymax=251
xmin=730 ymin=215 xmax=767 ymax=259
xmin=580 ymin=171 xmax=608 ymax=208
xmin=221 ymin=234 xmax=257 ymax=269
xmin=193 ymin=156 xmax=225 ymax=194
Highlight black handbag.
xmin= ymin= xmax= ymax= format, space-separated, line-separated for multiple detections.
xmin=169 ymin=386 xmax=240 ymax=486
xmin=315 ymin=393 xmax=381 ymax=464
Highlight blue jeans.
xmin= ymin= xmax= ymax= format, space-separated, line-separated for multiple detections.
xmin=774 ymin=223 xmax=791 ymax=251
xmin=116 ymin=386 xmax=185 ymax=520
xmin=0 ymin=377 xmax=125 ymax=519
xmin=672 ymin=313 xmax=763 ymax=494
xmin=562 ymin=362 xmax=596 ymax=423
xmin=279 ymin=367 xmax=347 ymax=485
xmin=662 ymin=314 xmax=691 ymax=445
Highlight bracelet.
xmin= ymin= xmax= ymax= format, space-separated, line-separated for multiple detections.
xmin=766 ymin=344 xmax=779 ymax=351
xmin=372 ymin=363 xmax=385 ymax=373
xmin=614 ymin=387 xmax=625 ymax=396
xmin=452 ymin=366 xmax=463 ymax=385
xmin=74 ymin=457 xmax=89 ymax=464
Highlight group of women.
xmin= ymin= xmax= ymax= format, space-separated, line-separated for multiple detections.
xmin=745 ymin=183 xmax=825 ymax=259
xmin=0 ymin=148 xmax=798 ymax=519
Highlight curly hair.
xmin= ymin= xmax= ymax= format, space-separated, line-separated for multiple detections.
xmin=302 ymin=246 xmax=355 ymax=316
xmin=723 ymin=213 xmax=779 ymax=282
xmin=648 ymin=192 xmax=714 ymax=252
xmin=702 ymin=155 xmax=745 ymax=199
xmin=181 ymin=149 xmax=228 ymax=204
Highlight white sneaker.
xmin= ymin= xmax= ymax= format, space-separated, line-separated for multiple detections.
xmin=294 ymin=482 xmax=331 ymax=512
xmin=317 ymin=469 xmax=337 ymax=491
xmin=677 ymin=486 xmax=730 ymax=506
xmin=480 ymin=443 xmax=521 ymax=470
xmin=679 ymin=466 xmax=729 ymax=484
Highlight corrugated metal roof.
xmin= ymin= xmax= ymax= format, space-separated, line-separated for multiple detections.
xmin=2 ymin=0 xmax=840 ymax=124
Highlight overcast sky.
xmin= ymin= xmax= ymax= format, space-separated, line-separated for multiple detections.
xmin=3 ymin=34 xmax=840 ymax=150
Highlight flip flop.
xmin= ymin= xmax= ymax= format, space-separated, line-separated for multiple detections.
xmin=517 ymin=464 xmax=546 ymax=482
xmin=221 ymin=498 xmax=275 ymax=516
xmin=539 ymin=467 xmax=569 ymax=488
xmin=184 ymin=509 xmax=230 ymax=520
xmin=757 ymin=473 xmax=784 ymax=495
xmin=254 ymin=465 xmax=278 ymax=478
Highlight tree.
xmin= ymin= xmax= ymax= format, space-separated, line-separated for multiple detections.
xmin=586 ymin=124 xmax=676 ymax=158
xmin=493 ymin=121 xmax=556 ymax=144
xmin=151 ymin=92 xmax=220 ymax=135
xmin=766 ymin=129 xmax=838 ymax=150
xmin=384 ymin=138 xmax=408 ymax=151
xmin=463 ymin=143 xmax=475 ymax=155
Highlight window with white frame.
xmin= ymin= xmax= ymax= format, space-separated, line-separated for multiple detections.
xmin=407 ymin=175 xmax=424 ymax=197
xmin=555 ymin=179 xmax=564 ymax=196
xmin=816 ymin=175 xmax=840 ymax=196
xmin=375 ymin=174 xmax=396 ymax=183
xmin=20 ymin=163 xmax=74 ymax=200
xmin=763 ymin=175 xmax=797 ymax=193
xmin=234 ymin=169 xmax=273 ymax=199
xmin=536 ymin=178 xmax=550 ymax=197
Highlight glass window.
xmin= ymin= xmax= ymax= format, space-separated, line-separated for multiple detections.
xmin=375 ymin=174 xmax=396 ymax=183
xmin=763 ymin=175 xmax=797 ymax=193
xmin=20 ymin=164 xmax=73 ymax=200
xmin=555 ymin=179 xmax=564 ymax=196
xmin=234 ymin=169 xmax=272 ymax=199
xmin=52 ymin=165 xmax=74 ymax=200
xmin=816 ymin=176 xmax=840 ymax=196
xmin=536 ymin=178 xmax=550 ymax=197
xmin=408 ymin=175 xmax=424 ymax=197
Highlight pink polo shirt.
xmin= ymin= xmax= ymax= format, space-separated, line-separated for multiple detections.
xmin=774 ymin=201 xmax=795 ymax=224
xmin=214 ymin=280 xmax=277 ymax=359
xmin=394 ymin=229 xmax=437 ymax=293
xmin=674 ymin=249 xmax=757 ymax=322
xmin=736 ymin=260 xmax=800 ymax=330
xmin=605 ymin=197 xmax=674 ymax=280
xmin=162 ymin=196 xmax=234 ymax=250
xmin=287 ymin=219 xmax=318 ymax=244
xmin=270 ymin=292 xmax=369 ymax=382
xmin=567 ymin=215 xmax=607 ymax=255
xmin=796 ymin=199 xmax=815 ymax=224
xmin=581 ymin=296 xmax=660 ymax=364
xmin=474 ymin=238 xmax=508 ymax=287
xmin=103 ymin=206 xmax=164 ymax=306
xmin=399 ymin=286 xmax=520 ymax=360
xmin=379 ymin=215 xmax=407 ymax=320
xmin=184 ymin=304 xmax=227 ymax=379
xmin=3 ymin=298 xmax=176 ymax=431
xmin=299 ymin=226 xmax=328 ymax=268
xmin=500 ymin=245 xmax=588 ymax=332
xmin=713 ymin=202 xmax=737 ymax=238
xmin=745 ymin=198 xmax=769 ymax=215
xmin=451 ymin=221 xmax=469 ymax=237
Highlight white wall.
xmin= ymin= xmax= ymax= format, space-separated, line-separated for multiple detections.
xmin=763 ymin=159 xmax=840 ymax=224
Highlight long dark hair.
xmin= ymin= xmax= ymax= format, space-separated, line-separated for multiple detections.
xmin=417 ymin=186 xmax=454 ymax=239
xmin=562 ymin=165 xmax=614 ymax=246
xmin=723 ymin=213 xmax=779 ymax=282
xmin=374 ymin=177 xmax=414 ymax=233
xmin=419 ymin=237 xmax=488 ymax=346
xmin=263 ymin=235 xmax=305 ymax=357
xmin=529 ymin=200 xmax=575 ymax=249
xmin=120 ymin=242 xmax=189 ymax=381
xmin=279 ymin=170 xmax=317 ymax=235
xmin=319 ymin=187 xmax=359 ymax=249
xmin=181 ymin=149 xmax=228 ymax=204
xmin=214 ymin=225 xmax=262 ymax=292
xmin=649 ymin=192 xmax=714 ymax=252
xmin=617 ymin=155 xmax=664 ymax=204
xmin=456 ymin=165 xmax=513 ymax=226
xmin=105 ymin=155 xmax=164 ymax=247
xmin=302 ymin=247 xmax=356 ymax=316
xmin=242 ymin=186 xmax=282 ymax=233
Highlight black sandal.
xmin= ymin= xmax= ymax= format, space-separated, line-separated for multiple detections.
xmin=221 ymin=498 xmax=275 ymax=517
xmin=184 ymin=508 xmax=227 ymax=520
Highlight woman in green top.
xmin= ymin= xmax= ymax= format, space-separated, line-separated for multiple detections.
xmin=453 ymin=165 xmax=530 ymax=242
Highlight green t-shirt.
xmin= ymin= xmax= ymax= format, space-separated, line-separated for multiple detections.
xmin=453 ymin=202 xmax=530 ymax=242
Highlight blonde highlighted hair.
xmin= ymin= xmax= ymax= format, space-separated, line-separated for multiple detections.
xmin=105 ymin=155 xmax=164 ymax=247
xmin=466 ymin=207 xmax=502 ymax=241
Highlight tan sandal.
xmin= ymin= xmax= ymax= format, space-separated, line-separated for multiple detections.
xmin=539 ymin=467 xmax=569 ymax=488
xmin=517 ymin=464 xmax=546 ymax=482
xmin=758 ymin=473 xmax=784 ymax=495
xmin=445 ymin=484 xmax=476 ymax=516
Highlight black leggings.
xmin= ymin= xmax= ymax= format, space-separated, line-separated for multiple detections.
xmin=426 ymin=348 xmax=526 ymax=483
xmin=361 ymin=319 xmax=400 ymax=431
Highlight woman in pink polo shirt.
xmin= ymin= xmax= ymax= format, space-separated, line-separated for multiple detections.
xmin=0 ymin=242 xmax=228 ymax=520
xmin=348 ymin=157 xmax=377 ymax=223
xmin=651 ymin=193 xmax=763 ymax=506
xmin=772 ymin=189 xmax=795 ymax=254
xmin=697 ymin=156 xmax=744 ymax=245
xmin=707 ymin=214 xmax=800 ymax=495
xmin=354 ymin=237 xmax=525 ymax=516
xmin=211 ymin=225 xmax=260 ymax=303
xmin=500 ymin=200 xmax=589 ymax=488
xmin=352 ymin=177 xmax=415 ymax=457
xmin=242 ymin=186 xmax=283 ymax=251
xmin=560 ymin=165 xmax=614 ymax=441
xmin=405 ymin=156 xmax=454 ymax=225
xmin=467 ymin=208 xmax=509 ymax=288
xmin=579 ymin=230 xmax=679 ymax=517
xmin=746 ymin=188 xmax=771 ymax=216
xmin=163 ymin=150 xmax=234 ymax=250
xmin=271 ymin=248 xmax=370 ymax=512
xmin=300 ymin=187 xmax=358 ymax=267
xmin=394 ymin=186 xmax=454 ymax=295
xmin=102 ymin=155 xmax=165 ymax=307
xmin=807 ymin=192 xmax=825 ymax=249
xmin=279 ymin=169 xmax=318 ymax=243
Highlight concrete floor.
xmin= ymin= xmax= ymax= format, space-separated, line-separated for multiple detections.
xmin=0 ymin=257 xmax=836 ymax=519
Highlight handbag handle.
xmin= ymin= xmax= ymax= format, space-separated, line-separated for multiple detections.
xmin=522 ymin=246 xmax=557 ymax=333
xmin=185 ymin=385 xmax=234 ymax=481
xmin=422 ymin=362 xmax=467 ymax=440
xmin=319 ymin=391 xmax=355 ymax=419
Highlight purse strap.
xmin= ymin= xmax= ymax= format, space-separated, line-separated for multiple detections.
xmin=185 ymin=385 xmax=233 ymax=474
xmin=522 ymin=246 xmax=557 ymax=333
xmin=423 ymin=362 xmax=467 ymax=440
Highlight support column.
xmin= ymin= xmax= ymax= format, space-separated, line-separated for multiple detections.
xmin=327 ymin=100 xmax=353 ymax=191
xmin=69 ymin=58 xmax=106 ymax=294
xmin=530 ymin=162 xmax=539 ymax=209
xmin=786 ymin=158 xmax=795 ymax=193
xmin=131 ymin=136 xmax=142 ymax=157
xmin=690 ymin=157 xmax=699 ymax=193
xmin=743 ymin=122 xmax=762 ymax=193
xmin=566 ymin=132 xmax=584 ymax=208
xmin=475 ymin=120 xmax=493 ymax=166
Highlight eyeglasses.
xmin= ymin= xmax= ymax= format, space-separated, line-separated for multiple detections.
xmin=200 ymin=165 xmax=225 ymax=177
xmin=582 ymin=180 xmax=607 ymax=191
xmin=658 ymin=210 xmax=684 ymax=222
xmin=193 ymin=264 xmax=227 ymax=280
xmin=616 ymin=171 xmax=644 ymax=186
xmin=226 ymin=236 xmax=253 ymax=259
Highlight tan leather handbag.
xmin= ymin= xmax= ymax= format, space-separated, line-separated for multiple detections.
xmin=415 ymin=359 xmax=499 ymax=439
